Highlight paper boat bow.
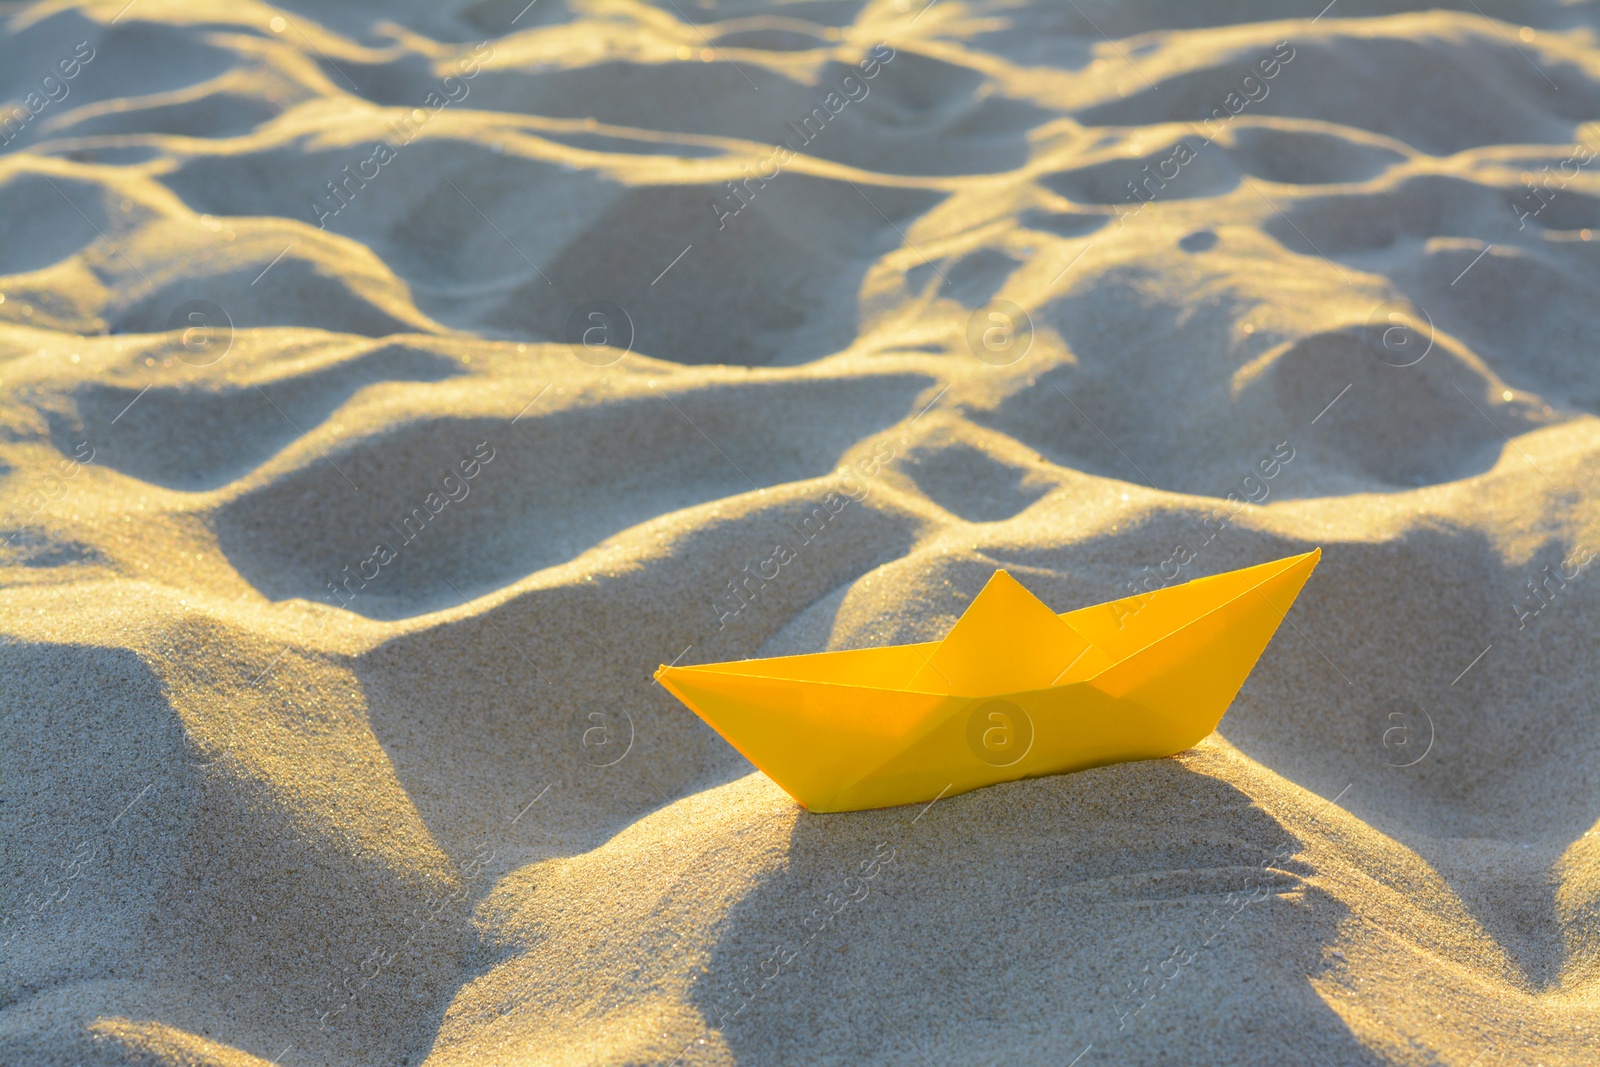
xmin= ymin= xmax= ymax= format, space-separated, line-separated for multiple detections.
xmin=656 ymin=549 xmax=1319 ymax=813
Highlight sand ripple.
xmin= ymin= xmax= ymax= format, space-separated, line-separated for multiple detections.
xmin=3 ymin=2 xmax=1598 ymax=1064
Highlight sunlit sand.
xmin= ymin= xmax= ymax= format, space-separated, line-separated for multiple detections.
xmin=2 ymin=2 xmax=1597 ymax=1064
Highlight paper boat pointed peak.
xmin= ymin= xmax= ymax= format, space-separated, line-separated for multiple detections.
xmin=656 ymin=549 xmax=1320 ymax=813
xmin=907 ymin=569 xmax=1113 ymax=695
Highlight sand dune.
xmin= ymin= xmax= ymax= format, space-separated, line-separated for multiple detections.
xmin=3 ymin=1 xmax=1599 ymax=1064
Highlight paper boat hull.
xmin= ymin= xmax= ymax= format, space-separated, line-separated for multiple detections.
xmin=656 ymin=549 xmax=1319 ymax=812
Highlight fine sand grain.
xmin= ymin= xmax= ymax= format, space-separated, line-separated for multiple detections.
xmin=2 ymin=1 xmax=1598 ymax=1064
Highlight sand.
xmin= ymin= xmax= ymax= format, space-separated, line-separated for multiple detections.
xmin=2 ymin=0 xmax=1598 ymax=1063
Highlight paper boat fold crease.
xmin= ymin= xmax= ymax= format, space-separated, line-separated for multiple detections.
xmin=655 ymin=549 xmax=1320 ymax=813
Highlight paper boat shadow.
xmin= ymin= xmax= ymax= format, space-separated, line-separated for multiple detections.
xmin=658 ymin=550 xmax=1320 ymax=813
xmin=692 ymin=761 xmax=1371 ymax=1063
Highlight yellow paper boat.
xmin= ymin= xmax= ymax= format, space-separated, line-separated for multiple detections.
xmin=656 ymin=549 xmax=1320 ymax=813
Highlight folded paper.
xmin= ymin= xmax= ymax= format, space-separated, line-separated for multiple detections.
xmin=656 ymin=549 xmax=1320 ymax=813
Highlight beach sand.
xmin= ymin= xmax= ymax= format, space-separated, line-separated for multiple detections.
xmin=2 ymin=0 xmax=1598 ymax=1063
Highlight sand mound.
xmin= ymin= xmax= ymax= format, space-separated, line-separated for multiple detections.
xmin=3 ymin=2 xmax=1598 ymax=1065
